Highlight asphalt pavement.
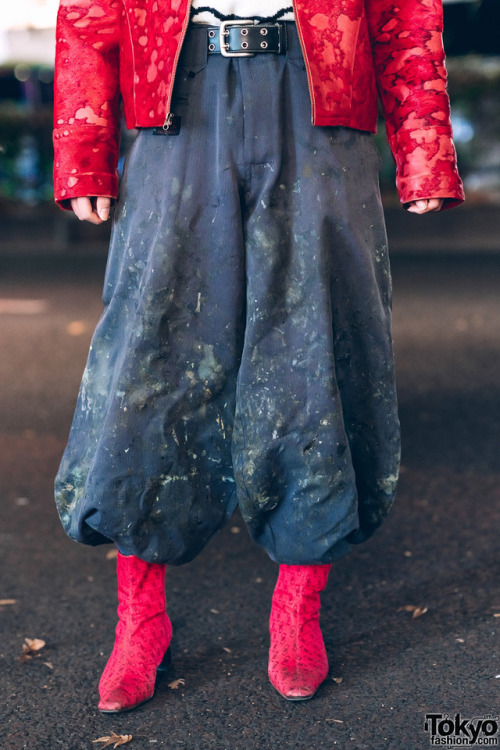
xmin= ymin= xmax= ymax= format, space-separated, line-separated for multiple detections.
xmin=0 ymin=243 xmax=499 ymax=749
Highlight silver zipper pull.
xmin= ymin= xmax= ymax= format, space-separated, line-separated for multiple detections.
xmin=163 ymin=112 xmax=175 ymax=130
xmin=153 ymin=112 xmax=182 ymax=136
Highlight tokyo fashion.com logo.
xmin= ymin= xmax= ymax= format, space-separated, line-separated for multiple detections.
xmin=424 ymin=714 xmax=499 ymax=746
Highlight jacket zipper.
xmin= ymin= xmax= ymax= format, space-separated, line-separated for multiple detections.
xmin=292 ymin=0 xmax=315 ymax=125
xmin=163 ymin=0 xmax=193 ymax=131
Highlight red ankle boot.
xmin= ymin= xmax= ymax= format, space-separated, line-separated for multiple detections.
xmin=268 ymin=563 xmax=332 ymax=700
xmin=98 ymin=552 xmax=172 ymax=713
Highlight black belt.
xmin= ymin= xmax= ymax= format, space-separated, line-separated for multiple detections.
xmin=205 ymin=20 xmax=287 ymax=56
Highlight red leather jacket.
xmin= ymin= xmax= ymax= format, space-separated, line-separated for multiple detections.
xmin=53 ymin=0 xmax=464 ymax=208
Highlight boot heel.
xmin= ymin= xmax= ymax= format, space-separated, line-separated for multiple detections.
xmin=156 ymin=646 xmax=172 ymax=673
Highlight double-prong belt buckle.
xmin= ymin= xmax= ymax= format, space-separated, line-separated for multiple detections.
xmin=220 ymin=19 xmax=256 ymax=57
xmin=219 ymin=19 xmax=282 ymax=57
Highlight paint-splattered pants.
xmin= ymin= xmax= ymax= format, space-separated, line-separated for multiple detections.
xmin=55 ymin=24 xmax=400 ymax=565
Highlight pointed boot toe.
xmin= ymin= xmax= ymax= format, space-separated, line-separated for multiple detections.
xmin=269 ymin=660 xmax=329 ymax=701
xmin=98 ymin=686 xmax=155 ymax=714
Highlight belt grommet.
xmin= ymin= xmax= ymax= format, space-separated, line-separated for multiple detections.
xmin=241 ymin=27 xmax=249 ymax=35
xmin=209 ymin=42 xmax=216 ymax=51
xmin=260 ymin=40 xmax=268 ymax=49
xmin=208 ymin=29 xmax=216 ymax=38
xmin=241 ymin=41 xmax=249 ymax=49
xmin=260 ymin=27 xmax=268 ymax=35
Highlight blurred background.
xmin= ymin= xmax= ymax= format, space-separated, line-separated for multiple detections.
xmin=0 ymin=0 xmax=499 ymax=225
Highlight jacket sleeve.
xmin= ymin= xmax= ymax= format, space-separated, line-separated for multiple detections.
xmin=53 ymin=0 xmax=122 ymax=209
xmin=366 ymin=0 xmax=464 ymax=209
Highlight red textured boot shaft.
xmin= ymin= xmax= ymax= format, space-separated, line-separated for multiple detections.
xmin=269 ymin=564 xmax=332 ymax=700
xmin=98 ymin=552 xmax=172 ymax=712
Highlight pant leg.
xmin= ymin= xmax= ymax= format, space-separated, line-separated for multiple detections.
xmin=55 ymin=31 xmax=248 ymax=563
xmin=231 ymin=29 xmax=400 ymax=564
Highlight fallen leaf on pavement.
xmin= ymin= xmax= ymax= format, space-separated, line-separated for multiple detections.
xmin=412 ymin=607 xmax=428 ymax=619
xmin=332 ymin=677 xmax=343 ymax=684
xmin=398 ymin=605 xmax=428 ymax=619
xmin=168 ymin=678 xmax=185 ymax=690
xmin=92 ymin=732 xmax=132 ymax=748
xmin=20 ymin=638 xmax=46 ymax=662
xmin=106 ymin=549 xmax=118 ymax=560
xmin=0 ymin=599 xmax=17 ymax=606
xmin=23 ymin=638 xmax=45 ymax=652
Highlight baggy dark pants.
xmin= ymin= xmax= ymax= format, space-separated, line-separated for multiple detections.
xmin=55 ymin=24 xmax=400 ymax=565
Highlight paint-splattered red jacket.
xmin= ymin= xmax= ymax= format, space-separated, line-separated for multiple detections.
xmin=53 ymin=0 xmax=464 ymax=208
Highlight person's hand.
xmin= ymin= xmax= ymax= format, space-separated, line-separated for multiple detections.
xmin=70 ymin=196 xmax=111 ymax=224
xmin=406 ymin=198 xmax=444 ymax=214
